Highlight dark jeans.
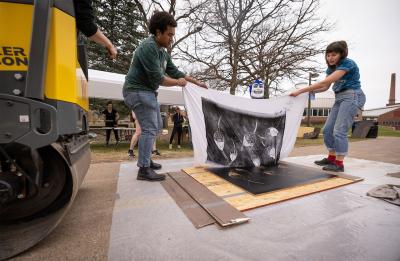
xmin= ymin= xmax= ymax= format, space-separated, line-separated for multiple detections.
xmin=169 ymin=126 xmax=183 ymax=145
xmin=106 ymin=128 xmax=119 ymax=144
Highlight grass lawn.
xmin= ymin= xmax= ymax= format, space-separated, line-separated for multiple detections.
xmin=90 ymin=139 xmax=193 ymax=163
xmin=378 ymin=125 xmax=400 ymax=137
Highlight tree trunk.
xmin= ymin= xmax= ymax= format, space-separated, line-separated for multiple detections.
xmin=229 ymin=74 xmax=237 ymax=95
xmin=264 ymin=76 xmax=270 ymax=99
xmin=160 ymin=105 xmax=169 ymax=129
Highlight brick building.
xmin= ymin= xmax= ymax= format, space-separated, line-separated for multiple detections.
xmin=362 ymin=73 xmax=400 ymax=130
xmin=363 ymin=105 xmax=400 ymax=130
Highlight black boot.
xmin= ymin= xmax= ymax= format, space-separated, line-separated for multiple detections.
xmin=152 ymin=149 xmax=161 ymax=156
xmin=150 ymin=160 xmax=162 ymax=170
xmin=322 ymin=164 xmax=344 ymax=172
xmin=314 ymin=158 xmax=334 ymax=166
xmin=137 ymin=167 xmax=165 ymax=181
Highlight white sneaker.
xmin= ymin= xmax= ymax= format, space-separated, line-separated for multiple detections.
xmin=169 ymin=144 xmax=172 ymax=149
xmin=177 ymin=145 xmax=181 ymax=149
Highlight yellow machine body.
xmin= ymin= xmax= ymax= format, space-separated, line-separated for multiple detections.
xmin=0 ymin=2 xmax=91 ymax=259
xmin=0 ymin=1 xmax=88 ymax=110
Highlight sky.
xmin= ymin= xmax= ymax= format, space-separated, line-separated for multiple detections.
xmin=174 ymin=0 xmax=399 ymax=108
xmin=314 ymin=0 xmax=400 ymax=109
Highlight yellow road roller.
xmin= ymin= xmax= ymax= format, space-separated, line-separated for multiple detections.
xmin=0 ymin=1 xmax=90 ymax=259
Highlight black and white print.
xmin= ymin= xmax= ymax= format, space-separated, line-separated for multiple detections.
xmin=202 ymin=98 xmax=286 ymax=168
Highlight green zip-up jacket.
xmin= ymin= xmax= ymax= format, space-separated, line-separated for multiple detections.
xmin=123 ymin=36 xmax=185 ymax=92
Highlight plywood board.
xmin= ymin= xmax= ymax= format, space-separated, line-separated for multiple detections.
xmin=182 ymin=166 xmax=209 ymax=175
xmin=168 ymin=172 xmax=250 ymax=227
xmin=182 ymin=163 xmax=362 ymax=211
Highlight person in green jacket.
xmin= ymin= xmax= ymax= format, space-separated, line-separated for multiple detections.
xmin=123 ymin=11 xmax=207 ymax=181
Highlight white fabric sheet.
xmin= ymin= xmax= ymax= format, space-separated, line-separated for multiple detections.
xmin=183 ymin=83 xmax=308 ymax=166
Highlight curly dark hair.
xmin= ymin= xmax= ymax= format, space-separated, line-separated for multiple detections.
xmin=325 ymin=41 xmax=348 ymax=68
xmin=149 ymin=11 xmax=177 ymax=35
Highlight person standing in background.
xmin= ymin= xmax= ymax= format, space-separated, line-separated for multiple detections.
xmin=169 ymin=107 xmax=184 ymax=149
xmin=102 ymin=101 xmax=120 ymax=146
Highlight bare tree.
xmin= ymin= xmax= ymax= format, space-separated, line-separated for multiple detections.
xmin=177 ymin=0 xmax=331 ymax=96
xmin=133 ymin=0 xmax=209 ymax=54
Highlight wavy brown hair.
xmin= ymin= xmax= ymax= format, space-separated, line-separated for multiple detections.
xmin=325 ymin=41 xmax=348 ymax=69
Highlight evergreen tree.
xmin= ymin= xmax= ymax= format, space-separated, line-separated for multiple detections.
xmin=87 ymin=0 xmax=145 ymax=74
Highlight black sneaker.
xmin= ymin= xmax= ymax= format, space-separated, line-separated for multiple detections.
xmin=128 ymin=149 xmax=135 ymax=157
xmin=314 ymin=158 xmax=334 ymax=166
xmin=322 ymin=164 xmax=344 ymax=172
xmin=137 ymin=167 xmax=165 ymax=181
xmin=152 ymin=150 xmax=161 ymax=156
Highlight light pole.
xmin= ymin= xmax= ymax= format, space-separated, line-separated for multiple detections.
xmin=307 ymin=72 xmax=319 ymax=127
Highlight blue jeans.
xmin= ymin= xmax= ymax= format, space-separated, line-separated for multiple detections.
xmin=323 ymin=89 xmax=366 ymax=155
xmin=123 ymin=90 xmax=162 ymax=167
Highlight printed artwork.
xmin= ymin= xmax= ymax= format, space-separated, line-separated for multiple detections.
xmin=201 ymin=98 xmax=286 ymax=168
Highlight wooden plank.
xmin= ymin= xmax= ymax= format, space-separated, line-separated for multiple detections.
xmin=161 ymin=176 xmax=215 ymax=228
xmin=169 ymin=171 xmax=250 ymax=227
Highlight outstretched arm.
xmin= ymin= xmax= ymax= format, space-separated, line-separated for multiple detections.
xmin=165 ymin=54 xmax=207 ymax=89
xmin=74 ymin=0 xmax=117 ymax=59
xmin=290 ymin=70 xmax=346 ymax=97
xmin=88 ymin=29 xmax=117 ymax=59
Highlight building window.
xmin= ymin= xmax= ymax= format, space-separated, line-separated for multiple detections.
xmin=303 ymin=109 xmax=307 ymax=116
xmin=323 ymin=109 xmax=329 ymax=116
xmin=318 ymin=109 xmax=324 ymax=116
xmin=312 ymin=109 xmax=318 ymax=116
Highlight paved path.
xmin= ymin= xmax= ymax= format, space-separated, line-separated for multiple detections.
xmin=13 ymin=163 xmax=120 ymax=261
xmin=290 ymin=137 xmax=400 ymax=164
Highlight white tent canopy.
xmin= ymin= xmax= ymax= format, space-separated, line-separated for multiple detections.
xmin=88 ymin=69 xmax=185 ymax=105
